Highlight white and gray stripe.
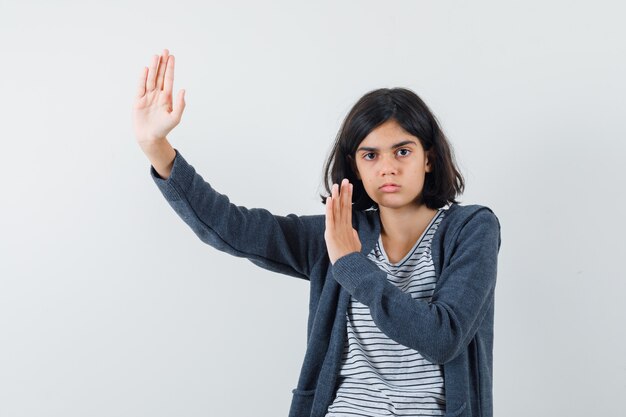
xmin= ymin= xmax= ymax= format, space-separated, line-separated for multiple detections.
xmin=325 ymin=208 xmax=447 ymax=417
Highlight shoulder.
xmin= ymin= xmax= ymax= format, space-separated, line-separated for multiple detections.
xmin=445 ymin=203 xmax=500 ymax=228
xmin=438 ymin=203 xmax=502 ymax=249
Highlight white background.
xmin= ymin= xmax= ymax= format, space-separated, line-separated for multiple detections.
xmin=1 ymin=1 xmax=625 ymax=416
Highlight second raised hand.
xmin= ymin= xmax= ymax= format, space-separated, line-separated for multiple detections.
xmin=324 ymin=178 xmax=362 ymax=264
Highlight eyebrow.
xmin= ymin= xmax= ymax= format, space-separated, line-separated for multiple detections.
xmin=356 ymin=140 xmax=418 ymax=153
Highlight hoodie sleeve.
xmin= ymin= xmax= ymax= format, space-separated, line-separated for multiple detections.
xmin=330 ymin=208 xmax=501 ymax=364
xmin=149 ymin=148 xmax=325 ymax=280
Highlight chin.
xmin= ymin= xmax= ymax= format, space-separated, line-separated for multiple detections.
xmin=375 ymin=195 xmax=422 ymax=210
xmin=375 ymin=199 xmax=413 ymax=210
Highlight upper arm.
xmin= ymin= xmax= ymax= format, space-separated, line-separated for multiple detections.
xmin=429 ymin=208 xmax=502 ymax=359
xmin=151 ymin=149 xmax=327 ymax=279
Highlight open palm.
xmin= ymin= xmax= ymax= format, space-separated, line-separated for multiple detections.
xmin=133 ymin=49 xmax=186 ymax=145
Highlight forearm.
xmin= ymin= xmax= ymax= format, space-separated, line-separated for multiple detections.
xmin=140 ymin=138 xmax=176 ymax=179
xmin=331 ymin=209 xmax=500 ymax=364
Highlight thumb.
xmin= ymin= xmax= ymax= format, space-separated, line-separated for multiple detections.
xmin=172 ymin=89 xmax=186 ymax=121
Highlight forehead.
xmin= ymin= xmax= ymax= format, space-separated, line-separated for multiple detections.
xmin=358 ymin=119 xmax=421 ymax=147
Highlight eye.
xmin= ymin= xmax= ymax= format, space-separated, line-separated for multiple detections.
xmin=363 ymin=152 xmax=376 ymax=161
xmin=397 ymin=148 xmax=411 ymax=157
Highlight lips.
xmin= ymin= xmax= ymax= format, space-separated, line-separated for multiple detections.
xmin=379 ymin=183 xmax=400 ymax=192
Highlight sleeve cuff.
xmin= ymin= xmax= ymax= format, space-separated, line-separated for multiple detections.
xmin=149 ymin=148 xmax=196 ymax=201
xmin=331 ymin=251 xmax=384 ymax=300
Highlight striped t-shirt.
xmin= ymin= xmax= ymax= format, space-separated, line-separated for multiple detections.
xmin=325 ymin=207 xmax=448 ymax=417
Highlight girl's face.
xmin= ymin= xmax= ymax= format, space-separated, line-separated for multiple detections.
xmin=352 ymin=119 xmax=432 ymax=211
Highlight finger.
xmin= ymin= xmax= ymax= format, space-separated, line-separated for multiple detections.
xmin=147 ymin=54 xmax=159 ymax=91
xmin=136 ymin=66 xmax=148 ymax=98
xmin=344 ymin=181 xmax=353 ymax=227
xmin=156 ymin=49 xmax=169 ymax=91
xmin=172 ymin=89 xmax=186 ymax=121
xmin=340 ymin=179 xmax=350 ymax=226
xmin=325 ymin=195 xmax=333 ymax=231
xmin=332 ymin=183 xmax=340 ymax=224
xmin=163 ymin=54 xmax=174 ymax=97
xmin=349 ymin=183 xmax=354 ymax=232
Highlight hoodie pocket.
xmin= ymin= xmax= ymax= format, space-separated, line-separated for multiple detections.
xmin=443 ymin=401 xmax=467 ymax=417
xmin=288 ymin=388 xmax=316 ymax=417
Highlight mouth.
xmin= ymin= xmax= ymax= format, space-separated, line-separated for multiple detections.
xmin=379 ymin=183 xmax=400 ymax=192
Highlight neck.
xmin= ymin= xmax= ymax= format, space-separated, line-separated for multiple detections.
xmin=379 ymin=203 xmax=438 ymax=244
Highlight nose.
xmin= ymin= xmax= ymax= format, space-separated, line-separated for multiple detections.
xmin=379 ymin=154 xmax=398 ymax=176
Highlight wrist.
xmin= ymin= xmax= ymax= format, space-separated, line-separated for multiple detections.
xmin=331 ymin=250 xmax=360 ymax=265
xmin=141 ymin=139 xmax=176 ymax=179
xmin=139 ymin=136 xmax=169 ymax=152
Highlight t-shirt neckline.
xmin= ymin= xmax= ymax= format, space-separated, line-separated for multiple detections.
xmin=377 ymin=208 xmax=445 ymax=267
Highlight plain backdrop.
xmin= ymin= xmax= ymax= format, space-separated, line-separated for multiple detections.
xmin=1 ymin=0 xmax=625 ymax=416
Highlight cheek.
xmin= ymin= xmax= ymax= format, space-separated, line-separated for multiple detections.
xmin=360 ymin=181 xmax=380 ymax=201
xmin=355 ymin=173 xmax=374 ymax=191
xmin=354 ymin=161 xmax=363 ymax=180
xmin=364 ymin=181 xmax=382 ymax=200
xmin=362 ymin=177 xmax=377 ymax=189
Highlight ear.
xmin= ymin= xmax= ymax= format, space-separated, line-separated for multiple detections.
xmin=347 ymin=155 xmax=361 ymax=180
xmin=425 ymin=150 xmax=433 ymax=173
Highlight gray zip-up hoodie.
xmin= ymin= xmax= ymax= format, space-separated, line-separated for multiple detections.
xmin=150 ymin=149 xmax=502 ymax=417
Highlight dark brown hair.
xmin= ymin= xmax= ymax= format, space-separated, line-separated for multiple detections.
xmin=321 ymin=87 xmax=465 ymax=211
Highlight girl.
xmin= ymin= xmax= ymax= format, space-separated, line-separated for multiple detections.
xmin=133 ymin=49 xmax=501 ymax=417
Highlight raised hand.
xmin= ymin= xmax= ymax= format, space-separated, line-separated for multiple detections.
xmin=133 ymin=48 xmax=186 ymax=146
xmin=324 ymin=178 xmax=362 ymax=264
